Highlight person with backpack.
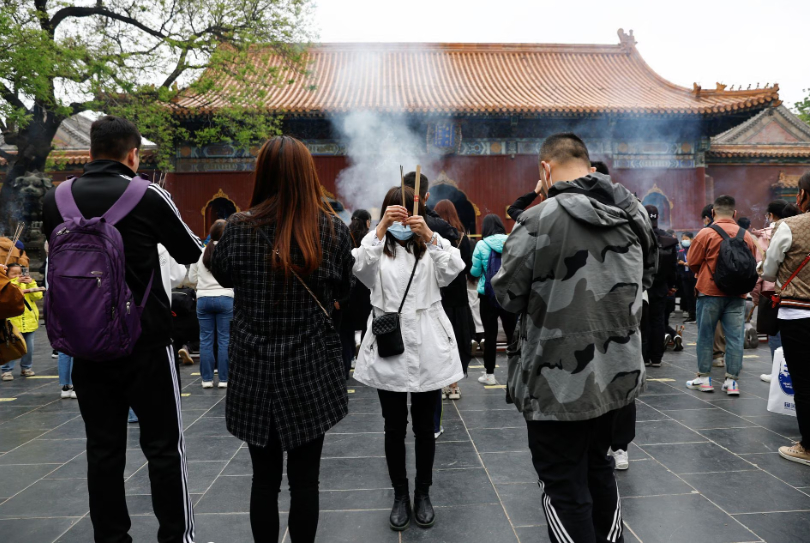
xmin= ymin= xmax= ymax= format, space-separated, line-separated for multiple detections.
xmin=686 ymin=195 xmax=757 ymax=396
xmin=470 ymin=214 xmax=515 ymax=386
xmin=41 ymin=116 xmax=203 ymax=543
xmin=353 ymin=185 xmax=465 ymax=532
xmin=492 ymin=133 xmax=657 ymax=542
xmin=761 ymin=172 xmax=810 ymax=466
xmin=644 ymin=205 xmax=679 ymax=367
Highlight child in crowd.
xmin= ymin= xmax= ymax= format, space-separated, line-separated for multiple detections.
xmin=1 ymin=263 xmax=44 ymax=381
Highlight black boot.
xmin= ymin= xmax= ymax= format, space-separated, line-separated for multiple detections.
xmin=389 ymin=484 xmax=411 ymax=531
xmin=413 ymin=484 xmax=435 ymax=528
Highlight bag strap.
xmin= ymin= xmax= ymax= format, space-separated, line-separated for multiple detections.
xmin=55 ymin=178 xmax=83 ymax=222
xmin=780 ymin=252 xmax=810 ymax=294
xmin=397 ymin=257 xmax=420 ymax=314
xmin=255 ymin=227 xmax=329 ymax=318
xmin=710 ymin=224 xmax=731 ymax=241
xmin=102 ymin=176 xmax=151 ymax=226
xmin=734 ymin=226 xmax=747 ymax=241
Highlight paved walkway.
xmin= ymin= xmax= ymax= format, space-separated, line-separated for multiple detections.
xmin=0 ymin=317 xmax=808 ymax=543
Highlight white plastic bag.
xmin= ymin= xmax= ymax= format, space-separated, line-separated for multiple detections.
xmin=767 ymin=347 xmax=796 ymax=417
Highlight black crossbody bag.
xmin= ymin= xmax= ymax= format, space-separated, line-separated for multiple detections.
xmin=371 ymin=257 xmax=419 ymax=358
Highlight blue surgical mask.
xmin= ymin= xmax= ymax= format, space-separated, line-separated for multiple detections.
xmin=387 ymin=223 xmax=414 ymax=241
xmin=682 ymin=239 xmax=691 ymax=248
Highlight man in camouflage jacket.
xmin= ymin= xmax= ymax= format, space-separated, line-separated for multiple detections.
xmin=492 ymin=133 xmax=657 ymax=543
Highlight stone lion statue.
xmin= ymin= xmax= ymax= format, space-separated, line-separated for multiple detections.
xmin=10 ymin=171 xmax=53 ymax=245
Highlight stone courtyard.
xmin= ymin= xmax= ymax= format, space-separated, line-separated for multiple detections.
xmin=0 ymin=316 xmax=808 ymax=543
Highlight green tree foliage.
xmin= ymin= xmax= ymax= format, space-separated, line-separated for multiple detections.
xmin=796 ymin=89 xmax=810 ymax=126
xmin=0 ymin=0 xmax=313 ymax=225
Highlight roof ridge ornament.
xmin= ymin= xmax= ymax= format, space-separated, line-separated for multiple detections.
xmin=617 ymin=28 xmax=636 ymax=50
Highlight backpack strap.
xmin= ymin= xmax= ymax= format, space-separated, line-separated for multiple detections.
xmin=55 ymin=178 xmax=84 ymax=222
xmin=102 ymin=176 xmax=151 ymax=225
xmin=710 ymin=224 xmax=731 ymax=241
xmin=734 ymin=226 xmax=747 ymax=241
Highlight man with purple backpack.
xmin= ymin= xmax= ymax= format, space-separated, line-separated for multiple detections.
xmin=42 ymin=116 xmax=203 ymax=543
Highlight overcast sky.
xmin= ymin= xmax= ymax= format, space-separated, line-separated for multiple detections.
xmin=313 ymin=0 xmax=807 ymax=110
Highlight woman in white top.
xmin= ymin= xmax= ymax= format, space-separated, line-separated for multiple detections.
xmin=352 ymin=186 xmax=465 ymax=532
xmin=189 ymin=220 xmax=234 ymax=389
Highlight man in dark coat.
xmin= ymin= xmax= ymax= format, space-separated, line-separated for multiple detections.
xmin=644 ymin=205 xmax=679 ymax=367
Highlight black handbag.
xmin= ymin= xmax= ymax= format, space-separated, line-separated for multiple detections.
xmin=756 ymin=252 xmax=810 ymax=336
xmin=371 ymin=257 xmax=419 ymax=358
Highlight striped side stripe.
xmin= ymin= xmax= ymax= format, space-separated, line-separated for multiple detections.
xmin=538 ymin=480 xmax=572 ymax=543
xmin=148 ymin=184 xmax=205 ymax=250
xmin=167 ymin=347 xmax=196 ymax=542
xmin=608 ymin=481 xmax=623 ymax=542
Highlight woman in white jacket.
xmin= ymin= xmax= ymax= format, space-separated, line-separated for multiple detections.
xmin=189 ymin=220 xmax=234 ymax=389
xmin=353 ymin=186 xmax=465 ymax=532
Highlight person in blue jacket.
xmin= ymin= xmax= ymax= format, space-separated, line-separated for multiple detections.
xmin=470 ymin=214 xmax=516 ymax=385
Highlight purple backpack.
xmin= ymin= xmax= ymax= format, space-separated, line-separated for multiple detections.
xmin=46 ymin=177 xmax=153 ymax=361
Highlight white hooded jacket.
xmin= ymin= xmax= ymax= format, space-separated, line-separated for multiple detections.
xmin=352 ymin=231 xmax=466 ymax=392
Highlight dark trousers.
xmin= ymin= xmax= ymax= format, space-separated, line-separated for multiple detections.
xmin=680 ymin=277 xmax=697 ymax=318
xmin=73 ymin=345 xmax=194 ymax=543
xmin=527 ymin=410 xmax=624 ymax=543
xmin=339 ymin=325 xmax=355 ymax=380
xmin=378 ymin=389 xmax=439 ymax=489
xmin=479 ymin=295 xmax=517 ymax=374
xmin=611 ymin=402 xmax=636 ymax=451
xmin=778 ymin=319 xmax=810 ymax=449
xmin=665 ymin=297 xmax=677 ymax=337
xmin=648 ymin=294 xmax=667 ymax=365
xmin=247 ymin=431 xmax=325 ymax=543
xmin=641 ymin=300 xmax=650 ymax=364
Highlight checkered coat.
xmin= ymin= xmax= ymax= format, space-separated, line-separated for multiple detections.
xmin=211 ymin=213 xmax=353 ymax=450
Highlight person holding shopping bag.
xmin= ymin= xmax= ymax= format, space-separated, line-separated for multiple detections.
xmin=352 ymin=186 xmax=465 ymax=532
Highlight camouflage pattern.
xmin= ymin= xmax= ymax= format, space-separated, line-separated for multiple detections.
xmin=493 ymin=173 xmax=657 ymax=422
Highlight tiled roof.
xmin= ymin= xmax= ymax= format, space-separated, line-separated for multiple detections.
xmin=175 ymin=31 xmax=780 ymax=116
xmin=713 ymin=105 xmax=810 ymax=144
xmin=707 ymin=144 xmax=810 ymax=158
xmin=0 ymin=149 xmax=155 ymax=167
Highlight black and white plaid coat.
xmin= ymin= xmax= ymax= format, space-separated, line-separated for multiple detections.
xmin=211 ymin=213 xmax=354 ymax=450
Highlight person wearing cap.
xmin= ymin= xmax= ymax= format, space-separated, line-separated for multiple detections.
xmin=643 ymin=205 xmax=678 ymax=368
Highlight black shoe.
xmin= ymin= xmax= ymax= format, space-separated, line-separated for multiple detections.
xmin=644 ymin=359 xmax=652 ymax=367
xmin=389 ymin=485 xmax=411 ymax=532
xmin=673 ymin=335 xmax=684 ymax=352
xmin=684 ymin=316 xmax=696 ymax=323
xmin=650 ymin=361 xmax=662 ymax=368
xmin=413 ymin=488 xmax=435 ymax=528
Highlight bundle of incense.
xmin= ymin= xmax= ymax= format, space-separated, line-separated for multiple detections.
xmin=4 ymin=222 xmax=24 ymax=266
xmin=400 ymin=165 xmax=405 ymax=211
xmin=413 ymin=165 xmax=421 ymax=216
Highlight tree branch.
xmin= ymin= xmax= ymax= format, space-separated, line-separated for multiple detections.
xmin=161 ymin=48 xmax=189 ymax=89
xmin=0 ymin=148 xmax=14 ymax=163
xmin=50 ymin=7 xmax=167 ymax=40
xmin=0 ymin=83 xmax=26 ymax=112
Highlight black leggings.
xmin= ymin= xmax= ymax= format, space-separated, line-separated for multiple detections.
xmin=479 ymin=295 xmax=517 ymax=374
xmin=778 ymin=318 xmax=810 ymax=449
xmin=378 ymin=389 xmax=440 ymax=489
xmin=247 ymin=431 xmax=325 ymax=543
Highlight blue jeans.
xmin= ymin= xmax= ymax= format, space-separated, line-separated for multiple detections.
xmin=1 ymin=331 xmax=35 ymax=372
xmin=197 ymin=296 xmax=233 ymax=382
xmin=58 ymin=352 xmax=74 ymax=386
xmin=768 ymin=331 xmax=782 ymax=361
xmin=696 ymin=296 xmax=745 ymax=379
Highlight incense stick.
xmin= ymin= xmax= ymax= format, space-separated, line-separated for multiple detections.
xmin=400 ymin=165 xmax=405 ymax=209
xmin=4 ymin=223 xmax=24 ymax=266
xmin=413 ymin=165 xmax=421 ymax=216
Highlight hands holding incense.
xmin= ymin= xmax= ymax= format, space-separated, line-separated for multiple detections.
xmin=376 ymin=205 xmax=436 ymax=244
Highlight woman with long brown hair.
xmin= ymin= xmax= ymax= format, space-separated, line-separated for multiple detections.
xmin=352 ymin=186 xmax=465 ymax=532
xmin=188 ymin=219 xmax=233 ymax=388
xmin=210 ymin=136 xmax=354 ymax=542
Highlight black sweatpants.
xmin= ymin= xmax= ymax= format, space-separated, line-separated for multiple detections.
xmin=479 ymin=295 xmax=518 ymax=374
xmin=72 ymin=345 xmax=194 ymax=543
xmin=648 ymin=294 xmax=667 ymax=365
xmin=611 ymin=402 xmax=636 ymax=452
xmin=527 ymin=410 xmax=624 ymax=543
xmin=378 ymin=389 xmax=440 ymax=489
xmin=778 ymin=319 xmax=810 ymax=449
xmin=680 ymin=277 xmax=697 ymax=318
xmin=247 ymin=430 xmax=325 ymax=543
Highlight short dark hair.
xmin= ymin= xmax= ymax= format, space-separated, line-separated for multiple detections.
xmin=403 ymin=171 xmax=429 ymax=200
xmin=713 ymin=195 xmax=735 ymax=216
xmin=90 ymin=116 xmax=142 ymax=161
xmin=737 ymin=217 xmax=751 ymax=230
xmin=6 ymin=263 xmax=21 ymax=271
xmin=539 ymin=133 xmax=591 ymax=168
xmin=701 ymin=204 xmax=714 ymax=219
xmin=767 ymin=199 xmax=789 ymax=219
xmin=591 ymin=161 xmax=610 ymax=175
xmin=482 ymin=214 xmax=506 ymax=238
xmin=682 ymin=232 xmax=694 ymax=239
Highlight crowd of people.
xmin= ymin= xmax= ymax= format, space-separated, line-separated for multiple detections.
xmin=0 ymin=115 xmax=809 ymax=544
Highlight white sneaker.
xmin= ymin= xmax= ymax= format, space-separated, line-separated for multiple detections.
xmin=686 ymin=375 xmax=714 ymax=392
xmin=61 ymin=385 xmax=72 ymax=399
xmin=478 ymin=374 xmax=497 ymax=385
xmin=70 ymin=389 xmax=77 ymax=399
xmin=441 ymin=387 xmax=449 ymax=400
xmin=722 ymin=378 xmax=740 ymax=396
xmin=448 ymin=386 xmax=461 ymax=400
xmin=713 ymin=358 xmax=725 ymax=367
xmin=178 ymin=348 xmax=193 ymax=366
xmin=202 ymin=381 xmax=214 ymax=389
xmin=761 ymin=374 xmax=772 ymax=383
xmin=1 ymin=372 xmax=12 ymax=381
xmin=611 ymin=449 xmax=629 ymax=470
xmin=434 ymin=426 xmax=444 ymax=439
xmin=218 ymin=381 xmax=228 ymax=389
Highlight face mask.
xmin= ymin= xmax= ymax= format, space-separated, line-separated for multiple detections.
xmin=387 ymin=223 xmax=414 ymax=241
xmin=681 ymin=239 xmax=691 ymax=248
